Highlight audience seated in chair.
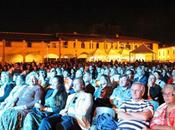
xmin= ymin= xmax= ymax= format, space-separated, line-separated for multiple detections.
xmin=0 ymin=72 xmax=44 ymax=130
xmin=117 ymin=82 xmax=153 ymax=130
xmin=23 ymin=76 xmax=67 ymax=130
xmin=38 ymin=78 xmax=93 ymax=130
xmin=150 ymin=84 xmax=175 ymax=130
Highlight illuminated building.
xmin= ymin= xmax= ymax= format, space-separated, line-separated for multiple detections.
xmin=0 ymin=32 xmax=160 ymax=63
xmin=158 ymin=45 xmax=175 ymax=62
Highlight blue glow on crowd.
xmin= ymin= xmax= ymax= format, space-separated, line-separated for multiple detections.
xmin=0 ymin=60 xmax=174 ymax=130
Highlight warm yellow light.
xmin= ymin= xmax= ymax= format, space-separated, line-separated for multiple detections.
xmin=44 ymin=53 xmax=58 ymax=58
xmin=11 ymin=55 xmax=23 ymax=63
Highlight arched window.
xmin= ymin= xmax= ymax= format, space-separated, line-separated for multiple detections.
xmin=27 ymin=41 xmax=32 ymax=48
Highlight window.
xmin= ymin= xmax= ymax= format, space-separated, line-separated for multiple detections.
xmin=5 ymin=41 xmax=11 ymax=47
xmin=96 ymin=43 xmax=99 ymax=49
xmin=89 ymin=42 xmax=91 ymax=49
xmin=73 ymin=42 xmax=76 ymax=48
xmin=63 ymin=41 xmax=68 ymax=48
xmin=159 ymin=52 xmax=161 ymax=56
xmin=115 ymin=44 xmax=118 ymax=49
xmin=27 ymin=42 xmax=32 ymax=48
xmin=81 ymin=42 xmax=85 ymax=48
xmin=173 ymin=49 xmax=175 ymax=55
xmin=125 ymin=44 xmax=131 ymax=50
xmin=167 ymin=50 xmax=169 ymax=55
xmin=120 ymin=45 xmax=124 ymax=49
xmin=52 ymin=43 xmax=56 ymax=48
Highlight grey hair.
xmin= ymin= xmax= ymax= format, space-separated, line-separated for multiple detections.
xmin=131 ymin=82 xmax=145 ymax=94
xmin=162 ymin=84 xmax=175 ymax=93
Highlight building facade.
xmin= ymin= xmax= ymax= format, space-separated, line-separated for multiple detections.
xmin=0 ymin=32 xmax=160 ymax=64
xmin=158 ymin=46 xmax=175 ymax=62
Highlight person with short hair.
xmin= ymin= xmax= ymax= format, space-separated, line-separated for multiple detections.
xmin=133 ymin=66 xmax=148 ymax=85
xmin=110 ymin=74 xmax=131 ymax=109
xmin=117 ymin=82 xmax=153 ymax=130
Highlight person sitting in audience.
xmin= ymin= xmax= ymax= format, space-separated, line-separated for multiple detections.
xmin=23 ymin=76 xmax=67 ymax=130
xmin=125 ymin=69 xmax=134 ymax=85
xmin=154 ymin=71 xmax=166 ymax=88
xmin=48 ymin=68 xmax=57 ymax=85
xmin=162 ymin=69 xmax=169 ymax=83
xmin=150 ymin=84 xmax=175 ymax=130
xmin=133 ymin=66 xmax=148 ymax=85
xmin=83 ymin=72 xmax=95 ymax=95
xmin=75 ymin=69 xmax=83 ymax=78
xmin=0 ymin=72 xmax=44 ymax=130
xmin=63 ymin=69 xmax=74 ymax=94
xmin=38 ymin=78 xmax=93 ymax=130
xmin=38 ymin=69 xmax=49 ymax=89
xmin=110 ymin=74 xmax=131 ymax=109
xmin=94 ymin=74 xmax=113 ymax=107
xmin=117 ymin=82 xmax=153 ymax=130
xmin=146 ymin=74 xmax=164 ymax=110
xmin=0 ymin=71 xmax=14 ymax=103
xmin=168 ymin=69 xmax=175 ymax=84
xmin=94 ymin=74 xmax=112 ymax=100
xmin=0 ymin=75 xmax=26 ymax=110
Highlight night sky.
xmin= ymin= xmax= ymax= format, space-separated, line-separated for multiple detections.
xmin=0 ymin=0 xmax=175 ymax=43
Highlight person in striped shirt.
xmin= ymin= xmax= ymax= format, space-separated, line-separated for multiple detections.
xmin=117 ymin=82 xmax=153 ymax=130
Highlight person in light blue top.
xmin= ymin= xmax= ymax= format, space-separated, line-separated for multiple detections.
xmin=110 ymin=74 xmax=131 ymax=108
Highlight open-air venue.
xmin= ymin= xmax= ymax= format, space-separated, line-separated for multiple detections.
xmin=0 ymin=0 xmax=174 ymax=130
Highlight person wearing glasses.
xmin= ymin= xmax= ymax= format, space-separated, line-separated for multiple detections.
xmin=117 ymin=82 xmax=153 ymax=130
xmin=150 ymin=84 xmax=175 ymax=130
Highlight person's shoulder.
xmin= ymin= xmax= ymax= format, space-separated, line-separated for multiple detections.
xmin=143 ymin=99 xmax=152 ymax=104
xmin=83 ymin=92 xmax=92 ymax=97
xmin=157 ymin=103 xmax=167 ymax=110
xmin=34 ymin=84 xmax=44 ymax=91
xmin=68 ymin=93 xmax=76 ymax=98
xmin=122 ymin=99 xmax=132 ymax=104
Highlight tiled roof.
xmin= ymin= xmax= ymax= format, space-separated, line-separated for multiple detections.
xmin=0 ymin=32 xmax=159 ymax=43
xmin=130 ymin=44 xmax=154 ymax=53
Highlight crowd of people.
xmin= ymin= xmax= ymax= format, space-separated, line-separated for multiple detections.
xmin=0 ymin=60 xmax=174 ymax=130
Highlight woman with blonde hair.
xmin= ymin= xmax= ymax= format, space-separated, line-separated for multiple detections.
xmin=150 ymin=84 xmax=175 ymax=130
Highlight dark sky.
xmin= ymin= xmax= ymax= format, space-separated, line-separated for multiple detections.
xmin=0 ymin=0 xmax=175 ymax=43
